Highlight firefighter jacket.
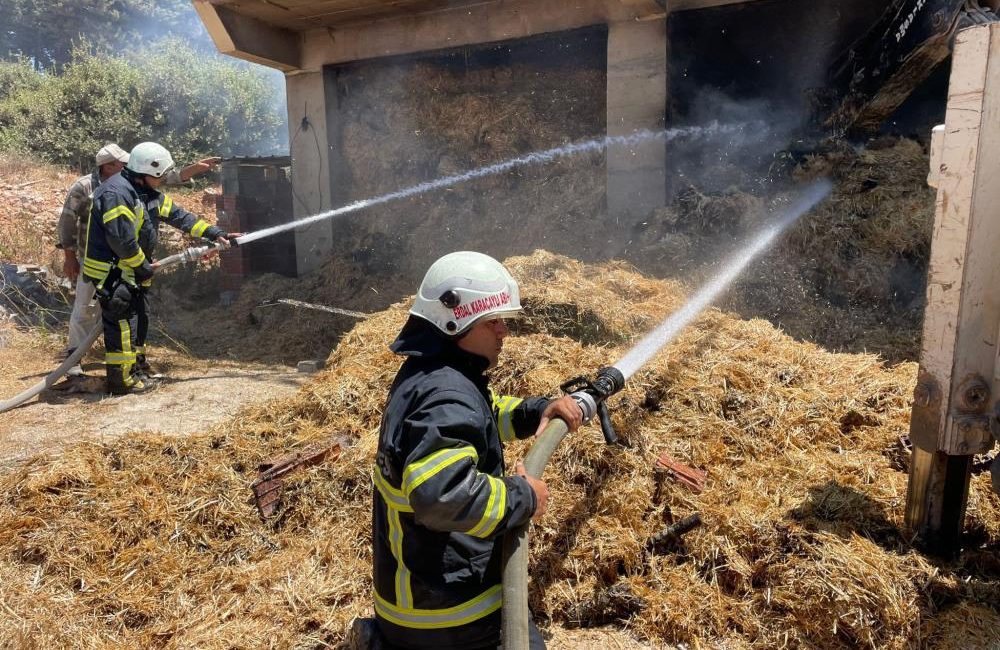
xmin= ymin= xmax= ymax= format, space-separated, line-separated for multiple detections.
xmin=59 ymin=168 xmax=187 ymax=254
xmin=83 ymin=171 xmax=222 ymax=287
xmin=372 ymin=316 xmax=549 ymax=645
xmin=57 ymin=171 xmax=99 ymax=253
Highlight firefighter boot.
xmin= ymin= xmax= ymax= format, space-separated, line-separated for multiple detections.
xmin=136 ymin=353 xmax=153 ymax=376
xmin=346 ymin=618 xmax=383 ymax=650
xmin=106 ymin=366 xmax=152 ymax=396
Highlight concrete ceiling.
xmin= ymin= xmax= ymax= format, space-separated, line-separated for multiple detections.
xmin=193 ymin=0 xmax=761 ymax=71
xmin=200 ymin=0 xmax=486 ymax=32
xmin=197 ymin=0 xmax=755 ymax=33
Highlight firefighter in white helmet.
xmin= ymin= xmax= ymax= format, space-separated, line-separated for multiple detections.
xmin=56 ymin=144 xmax=221 ymax=375
xmin=81 ymin=142 xmax=235 ymax=395
xmin=361 ymin=251 xmax=583 ymax=649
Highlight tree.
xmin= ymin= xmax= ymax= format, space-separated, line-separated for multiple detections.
xmin=0 ymin=0 xmax=213 ymax=70
xmin=0 ymin=42 xmax=287 ymax=167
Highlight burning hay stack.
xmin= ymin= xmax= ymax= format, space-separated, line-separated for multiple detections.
xmin=1 ymin=251 xmax=998 ymax=648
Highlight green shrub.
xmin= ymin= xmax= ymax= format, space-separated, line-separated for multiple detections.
xmin=0 ymin=41 xmax=286 ymax=169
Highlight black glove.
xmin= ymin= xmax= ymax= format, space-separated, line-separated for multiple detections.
xmin=133 ymin=260 xmax=155 ymax=283
xmin=104 ymin=283 xmax=136 ymax=320
xmin=204 ymin=226 xmax=225 ymax=242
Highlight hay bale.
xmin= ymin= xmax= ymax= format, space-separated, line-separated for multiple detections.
xmin=1 ymin=251 xmax=997 ymax=648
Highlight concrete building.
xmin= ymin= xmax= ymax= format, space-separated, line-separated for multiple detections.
xmin=193 ymin=0 xmax=764 ymax=277
xmin=194 ymin=0 xmax=971 ymax=281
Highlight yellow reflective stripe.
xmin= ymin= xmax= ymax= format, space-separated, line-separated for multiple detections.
xmin=104 ymin=353 xmax=136 ymax=365
xmin=83 ymin=264 xmax=110 ymax=281
xmin=159 ymin=195 xmax=173 ymax=219
xmin=190 ymin=220 xmax=210 ymax=238
xmin=83 ymin=258 xmax=112 ymax=271
xmin=495 ymin=395 xmax=523 ymax=442
xmin=136 ymin=203 xmax=145 ymax=234
xmin=102 ymin=205 xmax=136 ymax=224
xmin=373 ymin=470 xmax=413 ymax=513
xmin=120 ymin=319 xmax=132 ymax=356
xmin=389 ymin=509 xmax=413 ymax=609
xmin=374 ymin=584 xmax=502 ymax=630
xmin=120 ymin=248 xmax=146 ymax=268
xmin=465 ymin=476 xmax=508 ymax=539
xmin=402 ymin=447 xmax=478 ymax=497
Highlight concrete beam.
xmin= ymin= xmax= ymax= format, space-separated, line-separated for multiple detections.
xmin=667 ymin=0 xmax=758 ymax=10
xmin=193 ymin=0 xmax=302 ymax=72
xmin=606 ymin=19 xmax=668 ymax=219
xmin=299 ymin=0 xmax=658 ymax=69
xmin=286 ymin=71 xmax=337 ymax=275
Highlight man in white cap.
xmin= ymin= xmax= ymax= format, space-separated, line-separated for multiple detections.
xmin=56 ymin=143 xmax=220 ymax=374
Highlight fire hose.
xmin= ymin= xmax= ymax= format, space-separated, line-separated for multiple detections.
xmin=0 ymin=243 xmax=226 ymax=413
xmin=501 ymin=367 xmax=625 ymax=650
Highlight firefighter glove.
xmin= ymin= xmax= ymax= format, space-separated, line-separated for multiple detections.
xmin=133 ymin=260 xmax=155 ymax=283
xmin=204 ymin=226 xmax=226 ymax=242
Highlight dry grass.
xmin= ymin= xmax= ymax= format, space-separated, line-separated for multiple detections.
xmin=1 ymin=251 xmax=996 ymax=648
xmin=0 ymin=153 xmax=77 ymax=266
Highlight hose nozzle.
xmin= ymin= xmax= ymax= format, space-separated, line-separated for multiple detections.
xmin=560 ymin=366 xmax=626 ymax=446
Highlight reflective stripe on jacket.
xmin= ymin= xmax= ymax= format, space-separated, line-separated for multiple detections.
xmin=83 ymin=173 xmax=147 ymax=286
xmin=373 ymin=316 xmax=548 ymax=644
xmin=138 ymin=192 xmax=218 ymax=265
xmin=83 ymin=171 xmax=222 ymax=287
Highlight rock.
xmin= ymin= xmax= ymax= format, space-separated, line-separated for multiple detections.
xmin=296 ymin=359 xmax=326 ymax=374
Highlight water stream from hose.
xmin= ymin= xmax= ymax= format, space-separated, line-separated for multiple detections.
xmin=235 ymin=122 xmax=752 ymax=246
xmin=613 ymin=178 xmax=834 ymax=380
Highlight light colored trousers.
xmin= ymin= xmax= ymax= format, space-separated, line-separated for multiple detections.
xmin=66 ymin=274 xmax=100 ymax=352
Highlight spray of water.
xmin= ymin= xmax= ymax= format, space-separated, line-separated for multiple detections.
xmin=613 ymin=178 xmax=834 ymax=380
xmin=235 ymin=122 xmax=752 ymax=246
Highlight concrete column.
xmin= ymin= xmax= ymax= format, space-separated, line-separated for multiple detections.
xmin=286 ymin=70 xmax=336 ymax=276
xmin=606 ymin=19 xmax=668 ymax=220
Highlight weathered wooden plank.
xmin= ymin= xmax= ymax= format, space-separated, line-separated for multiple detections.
xmin=906 ymin=22 xmax=1000 ymax=555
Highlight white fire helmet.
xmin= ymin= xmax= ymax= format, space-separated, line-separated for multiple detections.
xmin=411 ymin=251 xmax=522 ymax=336
xmin=126 ymin=142 xmax=175 ymax=178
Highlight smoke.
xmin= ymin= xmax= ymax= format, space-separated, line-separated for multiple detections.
xmin=667 ymin=87 xmax=805 ymax=194
xmin=125 ymin=6 xmax=290 ymax=158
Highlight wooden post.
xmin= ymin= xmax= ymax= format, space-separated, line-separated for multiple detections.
xmin=905 ymin=23 xmax=1000 ymax=555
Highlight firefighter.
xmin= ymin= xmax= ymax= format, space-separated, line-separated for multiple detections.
xmin=82 ymin=142 xmax=233 ymax=394
xmin=57 ymin=144 xmax=221 ymax=375
xmin=368 ymin=251 xmax=583 ymax=649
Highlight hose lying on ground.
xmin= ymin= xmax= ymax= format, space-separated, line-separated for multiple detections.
xmin=0 ymin=324 xmax=101 ymax=412
xmin=0 ymin=244 xmax=220 ymax=413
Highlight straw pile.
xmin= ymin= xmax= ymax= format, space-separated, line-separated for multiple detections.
xmin=327 ymin=52 xmax=610 ymax=286
xmin=2 ymin=250 xmax=997 ymax=648
xmin=634 ymin=137 xmax=935 ymax=363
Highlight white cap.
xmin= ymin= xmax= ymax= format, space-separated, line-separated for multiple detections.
xmin=95 ymin=143 xmax=129 ymax=166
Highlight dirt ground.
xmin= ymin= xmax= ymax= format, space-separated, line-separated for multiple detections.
xmin=0 ymin=324 xmax=305 ymax=466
